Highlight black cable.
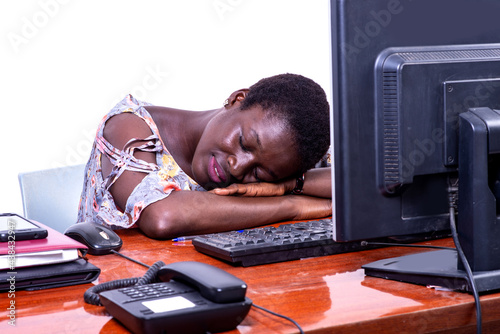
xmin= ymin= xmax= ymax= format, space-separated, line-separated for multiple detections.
xmin=252 ymin=303 xmax=304 ymax=334
xmin=110 ymin=249 xmax=150 ymax=268
xmin=363 ymin=241 xmax=454 ymax=250
xmin=447 ymin=180 xmax=482 ymax=333
xmin=449 ymin=206 xmax=482 ymax=334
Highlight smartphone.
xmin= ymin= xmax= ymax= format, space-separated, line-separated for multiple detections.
xmin=0 ymin=213 xmax=48 ymax=242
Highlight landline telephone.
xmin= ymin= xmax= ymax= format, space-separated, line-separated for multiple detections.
xmin=85 ymin=261 xmax=252 ymax=334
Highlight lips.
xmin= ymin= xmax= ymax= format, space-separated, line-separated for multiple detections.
xmin=208 ymin=155 xmax=227 ymax=184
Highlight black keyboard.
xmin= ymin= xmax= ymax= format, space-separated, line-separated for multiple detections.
xmin=192 ymin=219 xmax=375 ymax=266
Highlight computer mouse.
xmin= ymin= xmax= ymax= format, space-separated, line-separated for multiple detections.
xmin=64 ymin=222 xmax=123 ymax=255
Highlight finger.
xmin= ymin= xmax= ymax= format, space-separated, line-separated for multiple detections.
xmin=211 ymin=185 xmax=246 ymax=196
xmin=210 ymin=188 xmax=232 ymax=196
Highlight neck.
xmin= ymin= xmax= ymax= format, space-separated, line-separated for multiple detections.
xmin=183 ymin=108 xmax=221 ymax=161
xmin=147 ymin=106 xmax=223 ymax=177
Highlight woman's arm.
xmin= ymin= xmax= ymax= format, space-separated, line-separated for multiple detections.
xmin=138 ymin=190 xmax=332 ymax=239
xmin=210 ymin=167 xmax=332 ymax=198
xmin=302 ymin=167 xmax=332 ymax=198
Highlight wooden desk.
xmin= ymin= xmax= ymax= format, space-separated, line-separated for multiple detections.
xmin=2 ymin=229 xmax=500 ymax=333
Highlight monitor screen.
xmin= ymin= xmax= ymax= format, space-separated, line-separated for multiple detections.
xmin=331 ymin=0 xmax=500 ymax=292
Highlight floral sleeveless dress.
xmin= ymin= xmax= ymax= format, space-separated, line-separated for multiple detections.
xmin=77 ymin=95 xmax=204 ymax=229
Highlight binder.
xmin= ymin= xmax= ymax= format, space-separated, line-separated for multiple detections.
xmin=0 ymin=258 xmax=100 ymax=291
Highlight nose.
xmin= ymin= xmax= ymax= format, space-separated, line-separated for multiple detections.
xmin=227 ymin=153 xmax=255 ymax=183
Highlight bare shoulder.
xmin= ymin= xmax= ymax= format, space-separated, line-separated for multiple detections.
xmin=100 ymin=112 xmax=157 ymax=180
xmin=103 ymin=113 xmax=154 ymax=150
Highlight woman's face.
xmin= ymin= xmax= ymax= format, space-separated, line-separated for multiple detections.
xmin=192 ymin=105 xmax=300 ymax=190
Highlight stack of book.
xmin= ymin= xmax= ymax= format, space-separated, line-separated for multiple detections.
xmin=0 ymin=217 xmax=100 ymax=291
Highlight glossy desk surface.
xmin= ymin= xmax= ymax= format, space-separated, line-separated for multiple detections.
xmin=2 ymin=228 xmax=500 ymax=333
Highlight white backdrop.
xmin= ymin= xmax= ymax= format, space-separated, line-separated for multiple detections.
xmin=0 ymin=0 xmax=332 ymax=215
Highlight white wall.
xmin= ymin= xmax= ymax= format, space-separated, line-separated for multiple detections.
xmin=0 ymin=0 xmax=331 ymax=214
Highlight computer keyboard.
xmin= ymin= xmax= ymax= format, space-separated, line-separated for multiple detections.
xmin=192 ymin=219 xmax=375 ymax=266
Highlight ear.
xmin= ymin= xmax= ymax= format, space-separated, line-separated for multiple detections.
xmin=224 ymin=89 xmax=249 ymax=108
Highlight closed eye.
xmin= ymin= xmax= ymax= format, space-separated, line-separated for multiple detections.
xmin=239 ymin=135 xmax=250 ymax=152
xmin=253 ymin=169 xmax=263 ymax=182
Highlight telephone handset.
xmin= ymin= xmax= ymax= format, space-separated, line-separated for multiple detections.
xmin=157 ymin=261 xmax=247 ymax=303
xmin=97 ymin=261 xmax=252 ymax=334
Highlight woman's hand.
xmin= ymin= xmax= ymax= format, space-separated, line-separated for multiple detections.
xmin=210 ymin=180 xmax=293 ymax=197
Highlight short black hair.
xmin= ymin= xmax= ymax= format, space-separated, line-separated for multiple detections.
xmin=240 ymin=73 xmax=330 ymax=175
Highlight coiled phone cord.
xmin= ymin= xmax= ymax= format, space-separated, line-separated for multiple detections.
xmin=84 ymin=260 xmax=166 ymax=306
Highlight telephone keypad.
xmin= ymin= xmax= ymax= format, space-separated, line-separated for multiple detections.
xmin=119 ymin=283 xmax=193 ymax=303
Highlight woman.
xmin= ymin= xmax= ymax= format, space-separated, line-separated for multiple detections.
xmin=77 ymin=73 xmax=332 ymax=239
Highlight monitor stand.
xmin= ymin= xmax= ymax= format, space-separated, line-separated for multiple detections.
xmin=363 ymin=249 xmax=500 ymax=293
xmin=364 ymin=107 xmax=500 ymax=294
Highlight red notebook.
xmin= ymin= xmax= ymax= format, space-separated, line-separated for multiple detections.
xmin=0 ymin=221 xmax=87 ymax=270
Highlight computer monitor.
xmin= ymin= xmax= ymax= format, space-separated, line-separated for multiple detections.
xmin=330 ymin=0 xmax=500 ymax=292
